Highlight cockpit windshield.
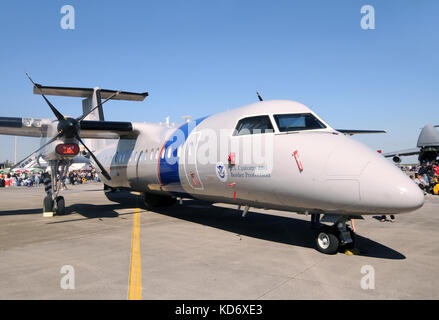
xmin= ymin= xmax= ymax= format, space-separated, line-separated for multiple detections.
xmin=273 ymin=113 xmax=326 ymax=132
xmin=233 ymin=115 xmax=274 ymax=136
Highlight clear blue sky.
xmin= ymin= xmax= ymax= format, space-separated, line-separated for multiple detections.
xmin=0 ymin=0 xmax=438 ymax=163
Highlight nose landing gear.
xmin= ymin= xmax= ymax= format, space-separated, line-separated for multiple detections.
xmin=314 ymin=215 xmax=356 ymax=254
xmin=42 ymin=161 xmax=69 ymax=216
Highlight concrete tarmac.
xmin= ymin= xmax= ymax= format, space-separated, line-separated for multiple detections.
xmin=0 ymin=183 xmax=438 ymax=299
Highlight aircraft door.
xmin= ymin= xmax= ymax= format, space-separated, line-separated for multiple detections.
xmin=135 ymin=151 xmax=143 ymax=186
xmin=182 ymin=131 xmax=204 ymax=190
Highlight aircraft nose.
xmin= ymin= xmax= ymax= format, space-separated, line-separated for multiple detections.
xmin=359 ymin=160 xmax=424 ymax=213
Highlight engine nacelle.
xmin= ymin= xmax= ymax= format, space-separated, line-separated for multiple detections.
xmin=392 ymin=156 xmax=401 ymax=163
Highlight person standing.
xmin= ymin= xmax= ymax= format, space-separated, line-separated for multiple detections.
xmin=380 ymin=215 xmax=395 ymax=223
xmin=350 ymin=218 xmax=357 ymax=233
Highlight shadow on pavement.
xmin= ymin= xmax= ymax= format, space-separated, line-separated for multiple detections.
xmin=0 ymin=191 xmax=406 ymax=259
xmin=151 ymin=200 xmax=406 ymax=260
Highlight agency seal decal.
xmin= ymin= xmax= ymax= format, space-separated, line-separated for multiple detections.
xmin=215 ymin=161 xmax=228 ymax=182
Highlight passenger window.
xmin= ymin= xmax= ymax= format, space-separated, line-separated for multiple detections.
xmin=233 ymin=115 xmax=274 ymax=136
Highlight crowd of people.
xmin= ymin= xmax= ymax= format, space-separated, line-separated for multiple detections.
xmin=65 ymin=170 xmax=100 ymax=185
xmin=0 ymin=169 xmax=100 ymax=188
xmin=0 ymin=171 xmax=43 ymax=187
xmin=404 ymin=162 xmax=439 ymax=195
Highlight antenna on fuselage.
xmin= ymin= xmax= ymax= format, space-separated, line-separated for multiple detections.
xmin=256 ymin=91 xmax=263 ymax=101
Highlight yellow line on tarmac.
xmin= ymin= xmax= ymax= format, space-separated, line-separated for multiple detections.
xmin=128 ymin=204 xmax=142 ymax=300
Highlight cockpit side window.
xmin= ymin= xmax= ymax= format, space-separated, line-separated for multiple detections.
xmin=274 ymin=113 xmax=326 ymax=132
xmin=233 ymin=115 xmax=274 ymax=136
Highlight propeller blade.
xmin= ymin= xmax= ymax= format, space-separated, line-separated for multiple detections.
xmin=76 ymin=136 xmax=111 ymax=180
xmin=26 ymin=73 xmax=64 ymax=121
xmin=76 ymin=90 xmax=121 ymax=122
xmin=12 ymin=133 xmax=61 ymax=169
xmin=256 ymin=91 xmax=263 ymax=101
xmin=100 ymin=90 xmax=121 ymax=105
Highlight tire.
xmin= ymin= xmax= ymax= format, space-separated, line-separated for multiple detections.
xmin=55 ymin=196 xmax=66 ymax=215
xmin=43 ymin=194 xmax=54 ymax=213
xmin=315 ymin=227 xmax=340 ymax=254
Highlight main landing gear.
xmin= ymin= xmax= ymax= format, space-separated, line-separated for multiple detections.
xmin=314 ymin=216 xmax=355 ymax=255
xmin=42 ymin=161 xmax=70 ymax=215
xmin=143 ymin=192 xmax=176 ymax=207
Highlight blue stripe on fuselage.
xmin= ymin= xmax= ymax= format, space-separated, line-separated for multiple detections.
xmin=158 ymin=116 xmax=208 ymax=192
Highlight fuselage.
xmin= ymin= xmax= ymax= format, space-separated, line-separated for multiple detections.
xmin=96 ymin=100 xmax=424 ymax=216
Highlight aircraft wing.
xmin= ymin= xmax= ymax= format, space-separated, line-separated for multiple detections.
xmin=0 ymin=116 xmax=136 ymax=139
xmin=336 ymin=129 xmax=387 ymax=135
xmin=383 ymin=148 xmax=421 ymax=158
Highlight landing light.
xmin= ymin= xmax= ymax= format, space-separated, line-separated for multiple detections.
xmin=56 ymin=143 xmax=80 ymax=155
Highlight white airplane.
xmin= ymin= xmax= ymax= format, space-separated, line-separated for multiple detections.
xmin=0 ymin=76 xmax=424 ymax=254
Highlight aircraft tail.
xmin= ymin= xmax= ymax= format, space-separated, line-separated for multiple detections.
xmin=32 ymin=84 xmax=148 ymax=152
xmin=82 ymin=87 xmax=105 ymax=121
xmin=82 ymin=88 xmax=104 ymax=152
xmin=33 ymin=84 xmax=148 ymax=122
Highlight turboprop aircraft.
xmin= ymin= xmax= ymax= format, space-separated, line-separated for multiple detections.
xmin=384 ymin=124 xmax=439 ymax=164
xmin=0 ymin=76 xmax=424 ymax=254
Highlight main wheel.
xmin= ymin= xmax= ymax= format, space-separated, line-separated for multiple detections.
xmin=55 ymin=196 xmax=66 ymax=215
xmin=43 ymin=194 xmax=54 ymax=213
xmin=315 ymin=226 xmax=340 ymax=254
xmin=143 ymin=193 xmax=177 ymax=207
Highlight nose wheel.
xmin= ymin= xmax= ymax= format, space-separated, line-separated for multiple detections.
xmin=315 ymin=226 xmax=340 ymax=254
xmin=314 ymin=217 xmax=355 ymax=254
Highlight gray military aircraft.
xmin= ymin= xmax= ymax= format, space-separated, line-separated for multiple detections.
xmin=0 ymin=77 xmax=424 ymax=254
xmin=384 ymin=124 xmax=439 ymax=164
